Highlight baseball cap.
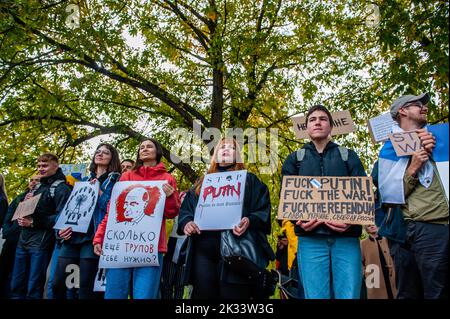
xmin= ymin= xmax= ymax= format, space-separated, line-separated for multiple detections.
xmin=390 ymin=92 xmax=430 ymax=120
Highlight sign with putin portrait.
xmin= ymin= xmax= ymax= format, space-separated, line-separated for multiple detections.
xmin=194 ymin=170 xmax=247 ymax=230
xmin=99 ymin=180 xmax=167 ymax=269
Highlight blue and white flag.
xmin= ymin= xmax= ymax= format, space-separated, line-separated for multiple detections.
xmin=378 ymin=122 xmax=448 ymax=204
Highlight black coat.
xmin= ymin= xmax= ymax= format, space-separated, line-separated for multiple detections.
xmin=18 ymin=168 xmax=72 ymax=250
xmin=281 ymin=141 xmax=366 ymax=237
xmin=177 ymin=171 xmax=274 ymax=285
xmin=1 ymin=191 xmax=27 ymax=243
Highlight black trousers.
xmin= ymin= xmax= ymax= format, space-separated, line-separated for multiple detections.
xmin=52 ymin=257 xmax=103 ymax=299
xmin=0 ymin=238 xmax=18 ymax=298
xmin=191 ymin=232 xmax=255 ymax=299
xmin=390 ymin=221 xmax=448 ymax=299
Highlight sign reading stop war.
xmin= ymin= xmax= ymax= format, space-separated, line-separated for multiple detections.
xmin=277 ymin=176 xmax=375 ymax=225
xmin=388 ymin=131 xmax=423 ymax=156
xmin=292 ymin=110 xmax=355 ymax=139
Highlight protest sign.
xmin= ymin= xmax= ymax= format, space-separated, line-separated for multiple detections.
xmin=99 ymin=180 xmax=166 ymax=268
xmin=60 ymin=163 xmax=89 ymax=182
xmin=368 ymin=112 xmax=396 ymax=143
xmin=388 ymin=131 xmax=423 ymax=156
xmin=194 ymin=170 xmax=247 ymax=230
xmin=292 ymin=110 xmax=355 ymax=139
xmin=11 ymin=194 xmax=42 ymax=221
xmin=54 ymin=181 xmax=99 ymax=233
xmin=278 ymin=176 xmax=375 ymax=225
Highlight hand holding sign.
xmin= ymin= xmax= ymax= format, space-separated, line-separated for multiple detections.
xmin=407 ymin=150 xmax=430 ymax=177
xmin=416 ymin=129 xmax=435 ymax=155
xmin=296 ymin=219 xmax=323 ymax=231
xmin=18 ymin=216 xmax=33 ymax=227
xmin=184 ymin=221 xmax=201 ymax=236
xmin=12 ymin=193 xmax=42 ymax=221
xmin=232 ymin=217 xmax=250 ymax=236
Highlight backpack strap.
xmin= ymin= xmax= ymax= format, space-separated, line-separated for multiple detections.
xmin=296 ymin=149 xmax=306 ymax=162
xmin=49 ymin=180 xmax=65 ymax=198
xmin=337 ymin=146 xmax=348 ymax=162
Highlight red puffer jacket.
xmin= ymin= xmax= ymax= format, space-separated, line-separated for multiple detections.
xmin=93 ymin=163 xmax=180 ymax=253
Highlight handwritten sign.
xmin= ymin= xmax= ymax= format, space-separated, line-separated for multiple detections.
xmin=292 ymin=110 xmax=355 ymax=139
xmin=278 ymin=176 xmax=375 ymax=225
xmin=93 ymin=268 xmax=106 ymax=292
xmin=54 ymin=181 xmax=99 ymax=233
xmin=11 ymin=194 xmax=42 ymax=221
xmin=368 ymin=112 xmax=396 ymax=143
xmin=194 ymin=170 xmax=247 ymax=230
xmin=388 ymin=131 xmax=423 ymax=156
xmin=99 ymin=181 xmax=166 ymax=269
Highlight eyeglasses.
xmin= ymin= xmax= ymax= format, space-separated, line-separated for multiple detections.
xmin=403 ymin=101 xmax=427 ymax=111
xmin=95 ymin=149 xmax=111 ymax=156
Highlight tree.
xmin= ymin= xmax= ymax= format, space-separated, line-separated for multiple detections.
xmin=0 ymin=0 xmax=448 ymax=206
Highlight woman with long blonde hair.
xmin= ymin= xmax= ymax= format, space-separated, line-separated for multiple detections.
xmin=177 ymin=137 xmax=273 ymax=299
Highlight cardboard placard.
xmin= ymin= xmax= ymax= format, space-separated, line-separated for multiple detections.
xmin=11 ymin=193 xmax=42 ymax=221
xmin=388 ymin=131 xmax=423 ymax=156
xmin=277 ymin=176 xmax=375 ymax=225
xmin=194 ymin=170 xmax=247 ymax=230
xmin=99 ymin=181 xmax=166 ymax=269
xmin=93 ymin=268 xmax=106 ymax=292
xmin=54 ymin=181 xmax=99 ymax=233
xmin=368 ymin=112 xmax=396 ymax=143
xmin=292 ymin=110 xmax=355 ymax=139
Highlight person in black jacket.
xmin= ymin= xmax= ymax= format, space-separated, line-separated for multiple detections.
xmin=0 ymin=175 xmax=40 ymax=298
xmin=9 ymin=153 xmax=72 ymax=299
xmin=281 ymin=105 xmax=366 ymax=299
xmin=177 ymin=137 xmax=273 ymax=299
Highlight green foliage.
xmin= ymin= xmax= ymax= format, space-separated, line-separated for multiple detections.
xmin=0 ymin=1 xmax=448 ymax=215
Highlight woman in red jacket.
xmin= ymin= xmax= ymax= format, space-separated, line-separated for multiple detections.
xmin=93 ymin=138 xmax=180 ymax=299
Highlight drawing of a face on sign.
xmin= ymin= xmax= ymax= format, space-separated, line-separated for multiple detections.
xmin=116 ymin=184 xmax=161 ymax=225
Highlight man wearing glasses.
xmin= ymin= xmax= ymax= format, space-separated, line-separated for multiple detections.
xmin=377 ymin=93 xmax=448 ymax=299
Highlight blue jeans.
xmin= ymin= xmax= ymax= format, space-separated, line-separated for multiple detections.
xmin=46 ymin=242 xmax=77 ymax=299
xmin=10 ymin=247 xmax=51 ymax=299
xmin=297 ymin=236 xmax=362 ymax=299
xmin=105 ymin=253 xmax=163 ymax=299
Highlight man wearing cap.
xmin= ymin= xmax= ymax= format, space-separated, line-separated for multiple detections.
xmin=376 ymin=92 xmax=448 ymax=299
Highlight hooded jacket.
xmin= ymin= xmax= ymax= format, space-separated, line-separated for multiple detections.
xmin=281 ymin=141 xmax=366 ymax=237
xmin=93 ymin=163 xmax=180 ymax=253
xmin=18 ymin=168 xmax=72 ymax=250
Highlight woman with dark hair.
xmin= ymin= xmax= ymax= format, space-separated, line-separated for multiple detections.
xmin=177 ymin=137 xmax=274 ymax=299
xmin=52 ymin=143 xmax=121 ymax=299
xmin=93 ymin=138 xmax=180 ymax=299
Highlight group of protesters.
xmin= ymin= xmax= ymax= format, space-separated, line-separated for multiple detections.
xmin=0 ymin=92 xmax=447 ymax=299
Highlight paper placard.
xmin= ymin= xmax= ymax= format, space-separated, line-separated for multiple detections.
xmin=194 ymin=170 xmax=247 ymax=230
xmin=292 ymin=110 xmax=355 ymax=139
xmin=278 ymin=176 xmax=375 ymax=225
xmin=54 ymin=181 xmax=99 ymax=233
xmin=388 ymin=131 xmax=423 ymax=156
xmin=99 ymin=181 xmax=166 ymax=269
xmin=11 ymin=194 xmax=42 ymax=221
xmin=368 ymin=113 xmax=396 ymax=143
xmin=93 ymin=268 xmax=106 ymax=292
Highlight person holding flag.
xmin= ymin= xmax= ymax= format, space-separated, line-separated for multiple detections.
xmin=376 ymin=92 xmax=448 ymax=299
